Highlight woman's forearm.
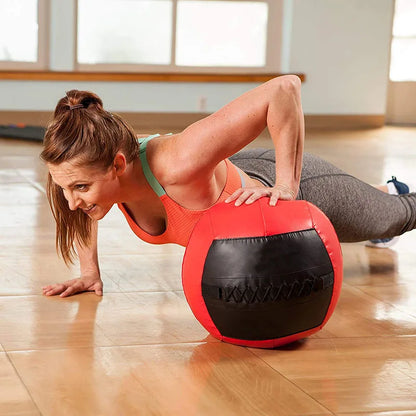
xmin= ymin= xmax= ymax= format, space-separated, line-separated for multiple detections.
xmin=42 ymin=220 xmax=102 ymax=297
xmin=266 ymin=76 xmax=304 ymax=196
xmin=76 ymin=220 xmax=100 ymax=276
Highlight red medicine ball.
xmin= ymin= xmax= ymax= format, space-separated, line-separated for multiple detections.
xmin=182 ymin=198 xmax=343 ymax=349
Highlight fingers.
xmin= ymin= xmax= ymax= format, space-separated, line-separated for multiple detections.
xmin=269 ymin=193 xmax=279 ymax=206
xmin=225 ymin=187 xmax=272 ymax=206
xmin=42 ymin=279 xmax=83 ymax=298
xmin=42 ymin=278 xmax=103 ymax=298
xmin=94 ymin=281 xmax=104 ymax=296
xmin=42 ymin=284 xmax=67 ymax=297
xmin=234 ymin=189 xmax=261 ymax=206
xmin=269 ymin=188 xmax=296 ymax=205
xmin=225 ymin=188 xmax=245 ymax=204
xmin=225 ymin=185 xmax=296 ymax=207
xmin=60 ymin=284 xmax=82 ymax=298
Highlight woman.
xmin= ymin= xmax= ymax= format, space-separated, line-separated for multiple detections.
xmin=41 ymin=76 xmax=416 ymax=298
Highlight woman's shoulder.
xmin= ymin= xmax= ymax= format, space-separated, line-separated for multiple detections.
xmin=147 ymin=133 xmax=219 ymax=189
xmin=144 ymin=132 xmax=228 ymax=208
xmin=144 ymin=133 xmax=185 ymax=184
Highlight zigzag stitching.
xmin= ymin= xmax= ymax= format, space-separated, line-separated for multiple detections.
xmin=219 ymin=273 xmax=333 ymax=304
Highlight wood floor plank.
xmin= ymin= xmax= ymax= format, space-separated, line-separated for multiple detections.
xmin=100 ymin=253 xmax=184 ymax=292
xmin=94 ymin=291 xmax=214 ymax=346
xmin=339 ymin=412 xmax=416 ymax=416
xmin=0 ymin=353 xmax=40 ymax=416
xmin=357 ymin=284 xmax=416 ymax=319
xmin=0 ymin=253 xmax=77 ymax=296
xmin=315 ymin=284 xmax=416 ymax=339
xmin=0 ymin=183 xmax=44 ymax=206
xmin=0 ymin=292 xmax=212 ymax=351
xmin=0 ymin=294 xmax=113 ymax=351
xmin=0 ymin=251 xmax=184 ymax=296
xmin=0 ymin=205 xmax=53 ymax=229
xmin=9 ymin=343 xmax=332 ymax=416
xmin=0 ymin=226 xmax=56 ymax=258
xmin=250 ymin=337 xmax=416 ymax=414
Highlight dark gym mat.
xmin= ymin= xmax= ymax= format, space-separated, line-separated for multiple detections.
xmin=0 ymin=125 xmax=45 ymax=142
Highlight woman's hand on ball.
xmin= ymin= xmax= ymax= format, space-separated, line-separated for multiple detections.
xmin=225 ymin=184 xmax=297 ymax=207
xmin=42 ymin=274 xmax=103 ymax=298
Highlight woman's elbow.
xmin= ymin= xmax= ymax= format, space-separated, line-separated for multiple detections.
xmin=274 ymin=75 xmax=301 ymax=93
xmin=266 ymin=75 xmax=302 ymax=106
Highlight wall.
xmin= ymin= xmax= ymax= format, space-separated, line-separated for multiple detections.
xmin=289 ymin=0 xmax=394 ymax=115
xmin=0 ymin=80 xmax=259 ymax=113
xmin=0 ymin=0 xmax=394 ymax=117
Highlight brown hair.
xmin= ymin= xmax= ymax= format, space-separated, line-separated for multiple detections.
xmin=40 ymin=90 xmax=139 ymax=264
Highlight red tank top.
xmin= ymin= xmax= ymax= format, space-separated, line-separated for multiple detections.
xmin=118 ymin=135 xmax=245 ymax=246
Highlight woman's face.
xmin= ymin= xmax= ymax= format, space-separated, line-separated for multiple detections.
xmin=48 ymin=159 xmax=120 ymax=220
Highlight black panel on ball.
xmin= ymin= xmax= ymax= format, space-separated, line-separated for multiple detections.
xmin=201 ymin=229 xmax=334 ymax=341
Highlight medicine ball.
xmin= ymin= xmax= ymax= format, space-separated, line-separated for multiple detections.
xmin=182 ymin=198 xmax=343 ymax=348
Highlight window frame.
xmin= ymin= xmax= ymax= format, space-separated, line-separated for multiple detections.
xmin=0 ymin=0 xmax=49 ymax=70
xmin=389 ymin=0 xmax=416 ymax=82
xmin=75 ymin=0 xmax=282 ymax=74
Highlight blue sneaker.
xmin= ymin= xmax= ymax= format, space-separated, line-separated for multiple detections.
xmin=366 ymin=177 xmax=409 ymax=248
xmin=387 ymin=176 xmax=409 ymax=195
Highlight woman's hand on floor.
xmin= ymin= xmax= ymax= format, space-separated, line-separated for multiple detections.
xmin=225 ymin=184 xmax=297 ymax=207
xmin=42 ymin=274 xmax=103 ymax=298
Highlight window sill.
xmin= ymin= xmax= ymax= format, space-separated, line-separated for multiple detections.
xmin=0 ymin=71 xmax=305 ymax=83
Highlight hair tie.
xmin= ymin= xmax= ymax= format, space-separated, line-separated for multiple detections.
xmin=69 ymin=103 xmax=84 ymax=110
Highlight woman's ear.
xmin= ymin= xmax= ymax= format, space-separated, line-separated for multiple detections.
xmin=113 ymin=152 xmax=127 ymax=176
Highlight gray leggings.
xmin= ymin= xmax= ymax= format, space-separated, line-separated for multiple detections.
xmin=230 ymin=149 xmax=416 ymax=242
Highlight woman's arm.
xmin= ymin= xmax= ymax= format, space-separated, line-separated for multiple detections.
xmin=168 ymin=75 xmax=304 ymax=205
xmin=42 ymin=220 xmax=103 ymax=298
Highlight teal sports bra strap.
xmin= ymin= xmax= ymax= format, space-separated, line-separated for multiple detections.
xmin=138 ymin=134 xmax=166 ymax=197
xmin=237 ymin=168 xmax=245 ymax=187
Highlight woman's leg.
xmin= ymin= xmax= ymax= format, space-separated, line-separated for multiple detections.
xmin=230 ymin=149 xmax=416 ymax=242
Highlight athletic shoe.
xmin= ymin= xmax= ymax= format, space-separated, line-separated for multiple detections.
xmin=387 ymin=176 xmax=409 ymax=195
xmin=365 ymin=176 xmax=409 ymax=248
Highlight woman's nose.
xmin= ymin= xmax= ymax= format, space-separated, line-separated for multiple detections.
xmin=66 ymin=192 xmax=82 ymax=211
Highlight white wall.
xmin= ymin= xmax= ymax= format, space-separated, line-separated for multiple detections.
xmin=0 ymin=0 xmax=394 ymax=115
xmin=289 ymin=0 xmax=394 ymax=115
xmin=0 ymin=80 xmax=259 ymax=113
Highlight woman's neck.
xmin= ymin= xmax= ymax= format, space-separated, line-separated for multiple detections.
xmin=117 ymin=158 xmax=159 ymax=205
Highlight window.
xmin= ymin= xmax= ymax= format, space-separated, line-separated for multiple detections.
xmin=389 ymin=0 xmax=416 ymax=81
xmin=77 ymin=0 xmax=173 ymax=65
xmin=0 ymin=0 xmax=48 ymax=70
xmin=176 ymin=1 xmax=268 ymax=67
xmin=0 ymin=0 xmax=283 ymax=75
xmin=76 ymin=0 xmax=280 ymax=73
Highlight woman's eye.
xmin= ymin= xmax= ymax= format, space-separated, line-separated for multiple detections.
xmin=76 ymin=184 xmax=88 ymax=191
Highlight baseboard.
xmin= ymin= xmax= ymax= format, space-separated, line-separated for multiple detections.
xmin=305 ymin=114 xmax=385 ymax=129
xmin=0 ymin=111 xmax=385 ymax=133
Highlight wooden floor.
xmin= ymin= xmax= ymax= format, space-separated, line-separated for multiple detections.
xmin=1 ymin=126 xmax=416 ymax=416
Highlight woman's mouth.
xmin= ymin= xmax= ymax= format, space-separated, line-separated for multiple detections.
xmin=83 ymin=204 xmax=96 ymax=214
